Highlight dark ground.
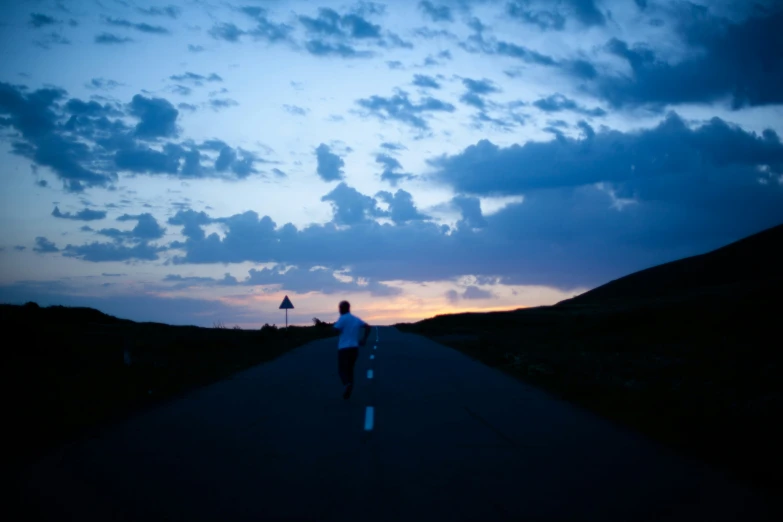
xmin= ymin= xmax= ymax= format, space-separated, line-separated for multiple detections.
xmin=396 ymin=226 xmax=783 ymax=493
xmin=4 ymin=303 xmax=337 ymax=468
xmin=17 ymin=327 xmax=781 ymax=521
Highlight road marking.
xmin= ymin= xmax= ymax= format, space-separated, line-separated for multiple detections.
xmin=364 ymin=407 xmax=374 ymax=431
xmin=367 ymin=369 xmax=374 ymax=379
xmin=370 ymin=354 xmax=375 ymax=360
xmin=374 ymin=345 xmax=377 ymax=350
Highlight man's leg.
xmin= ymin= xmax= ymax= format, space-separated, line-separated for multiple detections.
xmin=337 ymin=349 xmax=349 ymax=385
xmin=340 ymin=347 xmax=358 ymax=399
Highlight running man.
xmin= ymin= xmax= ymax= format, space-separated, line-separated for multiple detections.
xmin=333 ymin=300 xmax=371 ymax=399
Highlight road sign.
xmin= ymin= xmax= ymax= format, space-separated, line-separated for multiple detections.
xmin=279 ymin=295 xmax=294 ymax=328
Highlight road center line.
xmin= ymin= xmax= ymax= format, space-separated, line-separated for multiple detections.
xmin=364 ymin=407 xmax=374 ymax=431
xmin=367 ymin=369 xmax=374 ymax=379
xmin=370 ymin=354 xmax=375 ymax=360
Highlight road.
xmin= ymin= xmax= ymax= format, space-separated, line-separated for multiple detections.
xmin=18 ymin=327 xmax=779 ymax=521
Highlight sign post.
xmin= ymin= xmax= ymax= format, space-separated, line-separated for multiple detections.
xmin=279 ymin=295 xmax=294 ymax=329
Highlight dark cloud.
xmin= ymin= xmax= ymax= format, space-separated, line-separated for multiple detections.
xmin=178 ymin=102 xmax=197 ymax=111
xmin=272 ymin=168 xmax=286 ymax=177
xmin=114 ymin=143 xmax=181 ymax=174
xmin=138 ymin=5 xmax=181 ymax=18
xmin=169 ymin=72 xmax=223 ymax=85
xmin=585 ymin=8 xmax=783 ymax=108
xmin=172 ymin=85 xmax=192 ymax=96
xmin=86 ymin=78 xmax=122 ymax=91
xmin=129 ymin=95 xmax=179 ymax=139
xmin=283 ymin=104 xmax=308 ymax=116
xmin=459 ymin=78 xmax=501 ymax=109
xmin=380 ymin=142 xmax=406 ymax=152
xmin=532 ymin=93 xmax=606 ymax=117
xmin=188 ymin=44 xmax=205 ymax=53
xmin=376 ymin=189 xmax=430 ymax=224
xmin=412 ymin=74 xmax=441 ymax=89
xmin=104 ymin=17 xmax=170 ymax=35
xmin=29 ymin=13 xmax=59 ymax=28
xmin=62 ymin=241 xmax=161 ymax=262
xmin=315 ymin=144 xmax=345 ymax=181
xmin=14 ymin=246 xmax=27 ymax=251
xmin=0 ymin=82 xmax=114 ymax=191
xmin=298 ymin=6 xmax=410 ymax=57
xmin=463 ymin=285 xmax=494 ymax=299
xmin=52 ymin=206 xmax=107 ymax=221
xmin=507 ymin=0 xmax=604 ymax=29
xmin=97 ymin=213 xmax=166 ymax=241
xmin=168 ymin=209 xmax=214 ymax=240
xmin=430 ymin=112 xmax=783 ymax=195
xmin=239 ymin=6 xmax=294 ymax=43
xmin=209 ymin=23 xmax=245 ymax=42
xmin=304 ymin=40 xmax=373 ymax=58
xmin=208 ymin=98 xmax=238 ymax=110
xmin=322 ymin=183 xmax=387 ymax=225
xmin=356 ymin=89 xmax=456 ymax=130
xmin=376 ymin=153 xmax=415 ymax=186
xmin=419 ymin=1 xmax=453 ymax=22
xmin=33 ymin=237 xmax=58 ymax=253
xmin=452 ymin=195 xmax=487 ymax=229
xmin=95 ymin=33 xmax=133 ymax=45
xmin=386 ymin=60 xmax=404 ymax=70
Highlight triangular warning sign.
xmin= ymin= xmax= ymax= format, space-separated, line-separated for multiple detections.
xmin=279 ymin=295 xmax=294 ymax=309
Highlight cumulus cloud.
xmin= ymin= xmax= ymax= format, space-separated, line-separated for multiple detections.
xmin=103 ymin=17 xmax=170 ymax=35
xmin=375 ymin=189 xmax=430 ymax=224
xmin=169 ymin=72 xmax=223 ymax=85
xmin=356 ymin=89 xmax=456 ymax=130
xmin=29 ymin=13 xmax=59 ymax=28
xmin=583 ymin=8 xmax=783 ymax=109
xmin=532 ymin=93 xmax=606 ymax=117
xmin=315 ymin=144 xmax=345 ymax=181
xmin=418 ymin=1 xmax=453 ymax=22
xmin=95 ymin=33 xmax=133 ymax=45
xmin=506 ymin=0 xmax=605 ymax=30
xmin=52 ymin=206 xmax=107 ymax=221
xmin=321 ymin=182 xmax=386 ymax=224
xmin=63 ymin=241 xmax=162 ymax=262
xmin=376 ymin=154 xmax=415 ymax=186
xmin=33 ymin=237 xmax=58 ymax=253
xmin=412 ymin=74 xmax=441 ymax=89
xmin=138 ymin=5 xmax=181 ymax=18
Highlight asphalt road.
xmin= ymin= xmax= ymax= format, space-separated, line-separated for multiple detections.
xmin=18 ymin=327 xmax=780 ymax=521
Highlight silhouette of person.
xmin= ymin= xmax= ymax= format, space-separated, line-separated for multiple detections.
xmin=333 ymin=300 xmax=371 ymax=399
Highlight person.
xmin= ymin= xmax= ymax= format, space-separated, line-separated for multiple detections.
xmin=333 ymin=300 xmax=371 ymax=399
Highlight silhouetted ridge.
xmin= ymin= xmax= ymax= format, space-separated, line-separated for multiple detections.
xmin=558 ymin=223 xmax=783 ymax=306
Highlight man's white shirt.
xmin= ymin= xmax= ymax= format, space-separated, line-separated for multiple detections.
xmin=334 ymin=312 xmax=367 ymax=349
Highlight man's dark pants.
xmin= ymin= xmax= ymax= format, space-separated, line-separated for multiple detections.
xmin=338 ymin=347 xmax=359 ymax=385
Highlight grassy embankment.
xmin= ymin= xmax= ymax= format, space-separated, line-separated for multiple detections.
xmin=5 ymin=303 xmax=336 ymax=464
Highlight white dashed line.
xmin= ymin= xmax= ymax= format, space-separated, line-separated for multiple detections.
xmin=373 ymin=345 xmax=377 ymax=350
xmin=364 ymin=407 xmax=374 ymax=431
xmin=367 ymin=369 xmax=374 ymax=379
xmin=370 ymin=354 xmax=375 ymax=360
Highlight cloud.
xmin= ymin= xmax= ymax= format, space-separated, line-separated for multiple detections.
xmin=532 ymin=93 xmax=606 ymax=117
xmin=321 ymin=183 xmax=387 ymax=224
xmin=584 ymin=8 xmax=783 ymax=108
xmin=138 ymin=5 xmax=181 ymax=18
xmin=386 ymin=60 xmax=404 ymax=70
xmin=459 ymin=77 xmax=501 ymax=109
xmin=356 ymin=89 xmax=456 ymax=131
xmin=169 ymin=72 xmax=223 ymax=85
xmin=506 ymin=0 xmax=604 ymax=30
xmin=283 ymin=104 xmax=308 ymax=116
xmin=34 ymin=32 xmax=71 ymax=49
xmin=14 ymin=246 xmax=27 ymax=251
xmin=63 ymin=241 xmax=162 ymax=262
xmin=412 ymin=74 xmax=441 ymax=89
xmin=376 ymin=189 xmax=430 ymax=224
xmin=129 ymin=94 xmax=179 ymax=139
xmin=115 ymin=213 xmax=166 ymax=240
xmin=208 ymin=98 xmax=238 ymax=110
xmin=376 ymin=153 xmax=415 ymax=186
xmin=95 ymin=33 xmax=133 ymax=45
xmin=29 ymin=13 xmax=59 ymax=28
xmin=86 ymin=78 xmax=122 ymax=90
xmin=315 ymin=144 xmax=345 ymax=181
xmin=52 ymin=206 xmax=107 ymax=221
xmin=298 ymin=6 xmax=410 ymax=57
xmin=104 ymin=17 xmax=170 ymax=35
xmin=452 ymin=195 xmax=487 ymax=229
xmin=209 ymin=23 xmax=245 ymax=42
xmin=33 ymin=237 xmax=58 ymax=253
xmin=380 ymin=142 xmax=406 ymax=152
xmin=178 ymin=102 xmax=197 ymax=111
xmin=187 ymin=44 xmax=204 ymax=53
xmin=0 ymin=82 xmax=114 ymax=191
xmin=239 ymin=6 xmax=294 ymax=43
xmin=418 ymin=1 xmax=453 ymax=22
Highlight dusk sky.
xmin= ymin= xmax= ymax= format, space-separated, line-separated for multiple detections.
xmin=1 ymin=0 xmax=782 ymax=326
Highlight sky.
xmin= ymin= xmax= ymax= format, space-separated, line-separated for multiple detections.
xmin=1 ymin=0 xmax=782 ymax=327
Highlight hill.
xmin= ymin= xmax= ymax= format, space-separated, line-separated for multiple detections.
xmin=396 ymin=223 xmax=783 ymax=493
xmin=4 ymin=303 xmax=336 ymax=467
xmin=559 ymin=223 xmax=783 ymax=306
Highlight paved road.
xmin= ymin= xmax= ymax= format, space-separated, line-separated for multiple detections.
xmin=19 ymin=327 xmax=779 ymax=521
